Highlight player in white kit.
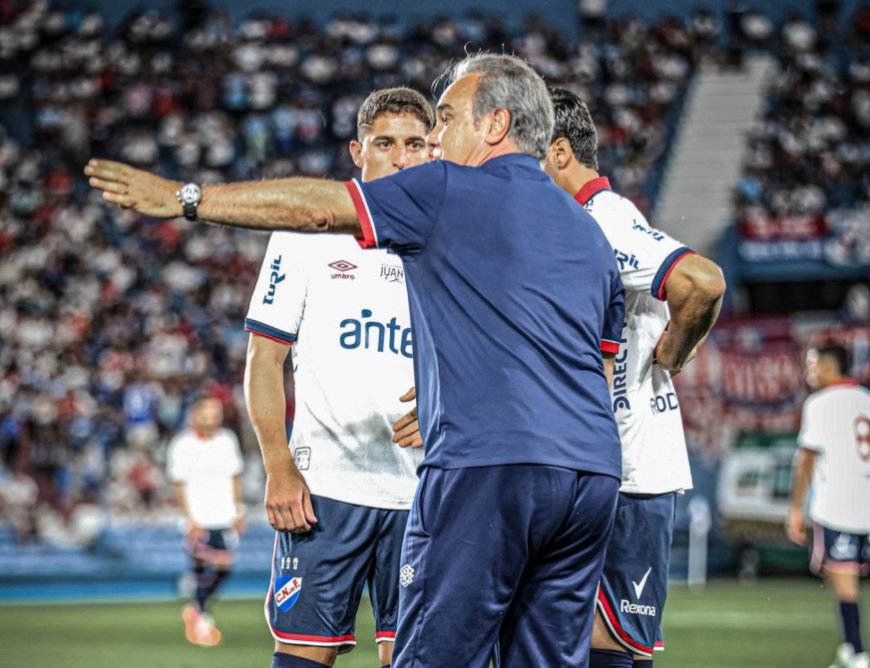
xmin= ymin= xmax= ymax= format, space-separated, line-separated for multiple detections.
xmin=167 ymin=394 xmax=245 ymax=647
xmin=789 ymin=345 xmax=870 ymax=668
xmin=243 ymin=88 xmax=433 ymax=668
xmin=544 ymin=88 xmax=725 ymax=667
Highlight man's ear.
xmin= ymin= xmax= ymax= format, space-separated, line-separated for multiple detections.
xmin=349 ymin=139 xmax=364 ymax=169
xmin=484 ymin=108 xmax=512 ymax=145
xmin=550 ymin=137 xmax=574 ymax=170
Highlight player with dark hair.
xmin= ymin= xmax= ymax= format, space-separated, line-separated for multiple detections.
xmin=544 ymin=87 xmax=726 ymax=668
xmin=86 ymin=53 xmax=625 ymax=667
xmin=244 ymin=87 xmax=431 ymax=668
xmin=789 ymin=345 xmax=870 ymax=668
xmin=167 ymin=394 xmax=245 ymax=647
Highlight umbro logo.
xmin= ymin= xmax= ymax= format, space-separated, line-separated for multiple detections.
xmin=329 ymin=260 xmax=357 ymax=272
xmin=399 ymin=564 xmax=414 ymax=588
xmin=329 ymin=259 xmax=357 ymax=280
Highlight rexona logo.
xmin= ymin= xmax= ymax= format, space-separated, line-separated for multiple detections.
xmin=339 ymin=309 xmax=413 ymax=358
xmin=329 ymin=259 xmax=357 ymax=280
xmin=262 ymin=255 xmax=285 ymax=305
xmin=620 ymin=599 xmax=657 ymax=616
xmin=620 ymin=566 xmax=656 ymax=616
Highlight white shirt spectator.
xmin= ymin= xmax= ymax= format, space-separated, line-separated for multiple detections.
xmin=167 ymin=428 xmax=244 ymax=529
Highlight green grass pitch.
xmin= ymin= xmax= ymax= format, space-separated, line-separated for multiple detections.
xmin=0 ymin=578 xmax=863 ymax=667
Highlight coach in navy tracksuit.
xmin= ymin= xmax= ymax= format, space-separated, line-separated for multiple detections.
xmin=87 ymin=53 xmax=625 ymax=668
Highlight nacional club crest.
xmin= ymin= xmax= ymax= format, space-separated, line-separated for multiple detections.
xmin=274 ymin=576 xmax=303 ymax=611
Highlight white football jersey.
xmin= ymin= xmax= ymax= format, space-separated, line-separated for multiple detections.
xmin=799 ymin=380 xmax=870 ymax=533
xmin=577 ymin=177 xmax=694 ymax=494
xmin=167 ymin=428 xmax=244 ymax=529
xmin=245 ymin=232 xmax=421 ymax=510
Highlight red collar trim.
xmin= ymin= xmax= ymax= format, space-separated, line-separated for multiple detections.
xmin=574 ymin=176 xmax=612 ymax=206
xmin=829 ymin=378 xmax=859 ymax=387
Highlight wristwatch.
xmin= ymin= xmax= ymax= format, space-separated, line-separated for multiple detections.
xmin=177 ymin=182 xmax=202 ymax=221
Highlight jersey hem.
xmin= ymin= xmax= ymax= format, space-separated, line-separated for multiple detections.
xmin=306 ymin=490 xmax=414 ymax=512
xmin=619 ymin=482 xmax=693 ymax=495
xmin=809 ymin=517 xmax=870 ymax=535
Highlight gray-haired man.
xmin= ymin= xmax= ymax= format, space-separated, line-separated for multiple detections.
xmin=86 ymin=54 xmax=624 ymax=667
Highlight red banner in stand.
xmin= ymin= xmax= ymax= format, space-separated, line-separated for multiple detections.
xmin=673 ymin=318 xmax=869 ymax=458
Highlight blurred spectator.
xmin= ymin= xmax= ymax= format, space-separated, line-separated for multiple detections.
xmin=0 ymin=467 xmax=39 ymax=543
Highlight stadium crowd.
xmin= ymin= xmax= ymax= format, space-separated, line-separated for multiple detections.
xmin=734 ymin=6 xmax=869 ymax=265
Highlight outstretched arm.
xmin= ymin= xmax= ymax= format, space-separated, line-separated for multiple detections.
xmin=654 ymin=254 xmax=726 ymax=373
xmin=84 ymin=159 xmax=361 ymax=235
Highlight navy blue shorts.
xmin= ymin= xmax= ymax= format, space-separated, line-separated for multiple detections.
xmin=393 ymin=465 xmax=619 ymax=668
xmin=264 ymin=495 xmax=408 ymax=653
xmin=596 ymin=492 xmax=675 ymax=657
xmin=187 ymin=528 xmax=238 ymax=567
xmin=811 ymin=523 xmax=870 ymax=576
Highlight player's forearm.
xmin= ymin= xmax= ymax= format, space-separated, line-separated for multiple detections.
xmin=198 ymin=179 xmax=361 ymax=235
xmin=789 ymin=449 xmax=815 ymax=512
xmin=233 ymin=476 xmax=244 ymax=507
xmin=603 ymin=355 xmax=615 ymax=387
xmin=657 ymin=256 xmax=726 ymax=371
xmin=244 ymin=344 xmax=294 ymax=473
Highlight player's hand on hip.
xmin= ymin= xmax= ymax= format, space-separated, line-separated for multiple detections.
xmin=786 ymin=508 xmax=807 ymax=546
xmin=84 ymin=159 xmax=182 ymax=219
xmin=265 ymin=467 xmax=318 ymax=533
xmin=393 ymin=387 xmax=423 ymax=448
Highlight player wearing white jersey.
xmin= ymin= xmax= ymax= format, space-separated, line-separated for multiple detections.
xmin=244 ymin=88 xmax=432 ymax=668
xmin=246 ymin=233 xmax=419 ymax=510
xmin=167 ymin=395 xmax=245 ymax=647
xmin=544 ymin=88 xmax=725 ymax=668
xmin=789 ymin=345 xmax=870 ymax=668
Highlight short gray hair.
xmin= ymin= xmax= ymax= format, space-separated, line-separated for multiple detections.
xmin=447 ymin=54 xmax=554 ymax=160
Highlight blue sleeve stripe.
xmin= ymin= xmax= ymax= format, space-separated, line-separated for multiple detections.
xmin=244 ymin=318 xmax=297 ymax=345
xmin=651 ymin=247 xmax=695 ymax=301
